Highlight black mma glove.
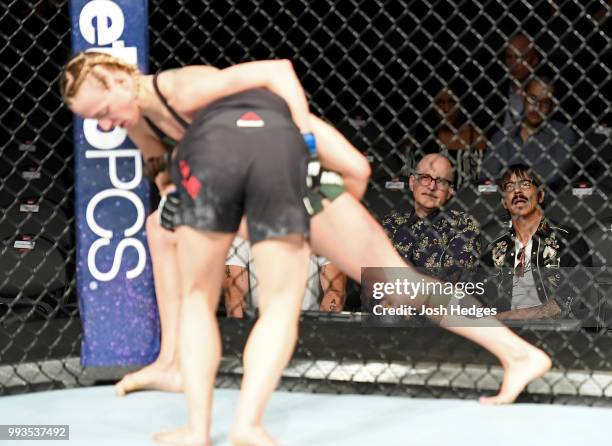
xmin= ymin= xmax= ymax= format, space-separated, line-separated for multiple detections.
xmin=157 ymin=190 xmax=179 ymax=231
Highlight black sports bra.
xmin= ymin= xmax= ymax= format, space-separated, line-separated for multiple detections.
xmin=143 ymin=72 xmax=189 ymax=149
xmin=143 ymin=73 xmax=292 ymax=147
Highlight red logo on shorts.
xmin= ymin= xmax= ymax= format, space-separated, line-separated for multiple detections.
xmin=179 ymin=160 xmax=202 ymax=199
xmin=236 ymin=111 xmax=264 ymax=128
xmin=179 ymin=159 xmax=191 ymax=178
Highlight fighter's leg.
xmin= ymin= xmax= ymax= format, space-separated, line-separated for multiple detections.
xmin=310 ymin=193 xmax=551 ymax=404
xmin=230 ymin=234 xmax=310 ymax=446
xmin=153 ymin=228 xmax=235 ymax=446
xmin=116 ymin=211 xmax=183 ymax=395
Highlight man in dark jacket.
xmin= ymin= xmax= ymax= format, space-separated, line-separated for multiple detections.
xmin=474 ymin=33 xmax=541 ymax=137
xmin=480 ymin=72 xmax=577 ymax=189
xmin=481 ymin=164 xmax=591 ymax=321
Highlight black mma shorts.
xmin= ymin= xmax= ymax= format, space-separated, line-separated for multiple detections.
xmin=172 ymin=90 xmax=310 ymax=244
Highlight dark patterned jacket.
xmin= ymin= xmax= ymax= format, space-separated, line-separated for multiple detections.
xmin=382 ymin=209 xmax=481 ymax=282
xmin=481 ymin=217 xmax=592 ymax=317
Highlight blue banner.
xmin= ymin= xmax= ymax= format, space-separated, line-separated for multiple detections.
xmin=69 ymin=0 xmax=159 ymax=366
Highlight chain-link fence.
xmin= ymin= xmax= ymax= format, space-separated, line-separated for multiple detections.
xmin=0 ymin=0 xmax=80 ymax=393
xmin=1 ymin=0 xmax=611 ymax=405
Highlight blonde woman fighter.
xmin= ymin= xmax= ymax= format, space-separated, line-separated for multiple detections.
xmin=61 ymin=52 xmax=551 ymax=446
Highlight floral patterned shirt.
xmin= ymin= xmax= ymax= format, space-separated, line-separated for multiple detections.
xmin=382 ymin=209 xmax=481 ymax=281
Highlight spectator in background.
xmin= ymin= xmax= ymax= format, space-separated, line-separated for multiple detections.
xmin=481 ymin=164 xmax=591 ymax=321
xmin=474 ymin=33 xmax=541 ymax=137
xmin=480 ymin=71 xmax=577 ymax=189
xmin=501 ymin=33 xmax=541 ymax=131
xmin=222 ymin=238 xmax=250 ymax=318
xmin=407 ymin=84 xmax=487 ymax=188
xmin=382 ymin=154 xmax=481 ymax=281
xmin=224 ymin=237 xmax=347 ymax=315
xmin=432 ymin=87 xmax=487 ymax=188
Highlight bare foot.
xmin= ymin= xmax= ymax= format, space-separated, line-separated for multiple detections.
xmin=230 ymin=425 xmax=279 ymax=446
xmin=153 ymin=426 xmax=209 ymax=446
xmin=115 ymin=361 xmax=183 ymax=396
xmin=480 ymin=344 xmax=552 ymax=405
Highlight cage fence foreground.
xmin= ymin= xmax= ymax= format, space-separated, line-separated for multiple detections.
xmin=1 ymin=0 xmax=611 ymax=406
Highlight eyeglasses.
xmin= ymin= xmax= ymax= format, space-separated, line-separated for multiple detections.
xmin=502 ymin=179 xmax=535 ymax=192
xmin=525 ymin=94 xmax=553 ymax=110
xmin=414 ymin=173 xmax=453 ymax=190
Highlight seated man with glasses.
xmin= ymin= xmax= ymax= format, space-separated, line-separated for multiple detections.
xmin=481 ymin=164 xmax=591 ymax=321
xmin=382 ymin=153 xmax=481 ymax=282
xmin=480 ymin=69 xmax=577 ymax=190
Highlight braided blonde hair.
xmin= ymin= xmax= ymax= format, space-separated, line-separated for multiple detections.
xmin=60 ymin=51 xmax=139 ymax=107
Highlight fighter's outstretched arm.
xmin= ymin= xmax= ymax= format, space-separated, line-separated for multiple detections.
xmin=310 ymin=115 xmax=371 ymax=199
